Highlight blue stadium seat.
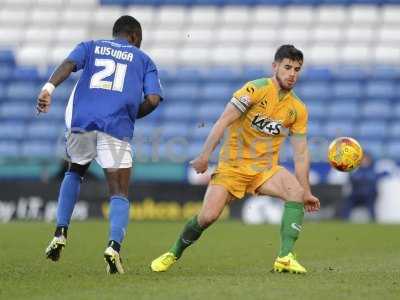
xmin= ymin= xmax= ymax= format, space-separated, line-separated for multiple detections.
xmin=296 ymin=81 xmax=331 ymax=102
xmin=12 ymin=66 xmax=40 ymax=82
xmin=0 ymin=50 xmax=15 ymax=66
xmin=158 ymin=69 xmax=174 ymax=84
xmin=159 ymin=122 xmax=190 ymax=140
xmin=358 ymin=140 xmax=384 ymax=159
xmin=332 ymin=81 xmax=362 ymax=99
xmin=386 ymin=142 xmax=400 ymax=160
xmin=190 ymin=123 xmax=213 ymax=142
xmin=241 ymin=67 xmax=269 ymax=82
xmin=21 ymin=141 xmax=56 ymax=158
xmin=200 ymin=67 xmax=242 ymax=83
xmin=0 ymin=102 xmax=34 ymax=120
xmin=133 ymin=122 xmax=160 ymax=141
xmin=0 ymin=83 xmax=6 ymax=100
xmin=323 ymin=120 xmax=355 ymax=138
xmin=0 ymin=64 xmax=14 ymax=82
xmin=187 ymin=141 xmax=204 ymax=160
xmin=328 ymin=101 xmax=359 ymax=119
xmin=370 ymin=66 xmax=400 ymax=80
xmin=26 ymin=122 xmax=64 ymax=140
xmin=171 ymin=67 xmax=202 ymax=83
xmin=357 ymin=121 xmax=387 ymax=138
xmin=307 ymin=102 xmax=326 ymax=119
xmin=0 ymin=141 xmax=19 ymax=157
xmin=333 ymin=65 xmax=368 ymax=81
xmin=365 ymin=81 xmax=396 ymax=99
xmin=0 ymin=122 xmax=26 ymax=140
xmin=361 ymin=101 xmax=391 ymax=119
xmin=158 ymin=140 xmax=189 ymax=162
xmin=394 ymin=103 xmax=400 ymax=118
xmin=164 ymin=83 xmax=199 ymax=102
xmin=6 ymin=82 xmax=40 ymax=101
xmin=161 ymin=103 xmax=193 ymax=121
xmin=389 ymin=122 xmax=400 ymax=138
xmin=197 ymin=102 xmax=225 ymax=122
xmin=199 ymin=83 xmax=232 ymax=102
xmin=37 ymin=103 xmax=66 ymax=122
xmin=308 ymin=120 xmax=323 ymax=137
xmin=300 ymin=67 xmax=333 ymax=81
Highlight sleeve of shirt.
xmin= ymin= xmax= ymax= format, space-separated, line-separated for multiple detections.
xmin=290 ymin=103 xmax=308 ymax=136
xmin=143 ymin=57 xmax=163 ymax=100
xmin=230 ymin=82 xmax=260 ymax=113
xmin=66 ymin=42 xmax=89 ymax=72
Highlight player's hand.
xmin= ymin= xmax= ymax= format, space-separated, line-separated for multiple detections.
xmin=190 ymin=155 xmax=209 ymax=174
xmin=303 ymin=192 xmax=320 ymax=213
xmin=36 ymin=89 xmax=52 ymax=114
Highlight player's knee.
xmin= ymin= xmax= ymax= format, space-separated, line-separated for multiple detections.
xmin=287 ymin=185 xmax=305 ymax=202
xmin=198 ymin=210 xmax=219 ymax=228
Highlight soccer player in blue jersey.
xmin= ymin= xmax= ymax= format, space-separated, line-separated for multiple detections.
xmin=37 ymin=16 xmax=163 ymax=274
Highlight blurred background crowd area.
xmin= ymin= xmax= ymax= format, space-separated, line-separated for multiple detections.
xmin=0 ymin=0 xmax=400 ymax=223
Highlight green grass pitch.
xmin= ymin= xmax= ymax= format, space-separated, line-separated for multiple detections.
xmin=1 ymin=221 xmax=399 ymax=300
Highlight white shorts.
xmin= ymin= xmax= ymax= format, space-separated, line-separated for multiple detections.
xmin=65 ymin=131 xmax=132 ymax=169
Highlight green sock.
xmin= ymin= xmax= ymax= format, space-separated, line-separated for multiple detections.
xmin=170 ymin=216 xmax=204 ymax=259
xmin=279 ymin=201 xmax=304 ymax=257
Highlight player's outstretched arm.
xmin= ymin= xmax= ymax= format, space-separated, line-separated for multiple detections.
xmin=136 ymin=94 xmax=161 ymax=119
xmin=190 ymin=103 xmax=241 ymax=173
xmin=291 ymin=135 xmax=320 ymax=212
xmin=36 ymin=60 xmax=76 ymax=113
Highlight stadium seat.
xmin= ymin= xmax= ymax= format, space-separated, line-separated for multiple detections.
xmin=332 ymin=81 xmax=363 ymax=99
xmin=358 ymin=139 xmax=384 ymax=159
xmin=161 ymin=103 xmax=194 ymax=121
xmin=361 ymin=101 xmax=391 ymax=119
xmin=0 ymin=102 xmax=35 ymax=120
xmin=365 ymin=81 xmax=396 ymax=99
xmin=197 ymin=102 xmax=225 ymax=122
xmin=297 ymin=81 xmax=331 ymax=102
xmin=6 ymin=82 xmax=40 ymax=101
xmin=26 ymin=122 xmax=64 ymax=140
xmin=389 ymin=122 xmax=400 ymax=138
xmin=332 ymin=65 xmax=368 ymax=81
xmin=0 ymin=65 xmax=14 ymax=82
xmin=20 ymin=141 xmax=57 ymax=158
xmin=0 ymin=122 xmax=26 ymax=140
xmin=16 ymin=46 xmax=49 ymax=67
xmin=357 ymin=121 xmax=388 ymax=138
xmin=12 ymin=66 xmax=41 ymax=82
xmin=199 ymin=83 xmax=233 ymax=102
xmin=307 ymin=102 xmax=326 ymax=119
xmin=0 ymin=141 xmax=20 ymax=157
xmin=324 ymin=120 xmax=355 ymax=138
xmin=164 ymin=83 xmax=200 ymax=102
xmin=385 ymin=142 xmax=400 ymax=160
xmin=0 ymin=49 xmax=15 ymax=65
xmin=328 ymin=101 xmax=359 ymax=119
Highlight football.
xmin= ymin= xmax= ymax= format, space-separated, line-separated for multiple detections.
xmin=327 ymin=137 xmax=364 ymax=172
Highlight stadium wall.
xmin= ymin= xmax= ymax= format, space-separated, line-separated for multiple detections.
xmin=0 ymin=181 xmax=340 ymax=223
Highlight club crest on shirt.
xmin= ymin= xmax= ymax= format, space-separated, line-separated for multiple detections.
xmin=251 ymin=115 xmax=287 ymax=136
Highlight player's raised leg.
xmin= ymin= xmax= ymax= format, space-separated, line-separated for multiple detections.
xmin=151 ymin=184 xmax=233 ymax=272
xmin=45 ymin=162 xmax=90 ymax=261
xmin=256 ymin=167 xmax=308 ymax=274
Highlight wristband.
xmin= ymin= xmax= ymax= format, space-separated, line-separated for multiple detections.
xmin=42 ymin=82 xmax=55 ymax=95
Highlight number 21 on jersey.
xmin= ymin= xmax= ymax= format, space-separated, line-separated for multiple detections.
xmin=90 ymin=58 xmax=127 ymax=92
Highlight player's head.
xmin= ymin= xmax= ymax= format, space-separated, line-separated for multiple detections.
xmin=112 ymin=15 xmax=142 ymax=48
xmin=272 ymin=45 xmax=303 ymax=91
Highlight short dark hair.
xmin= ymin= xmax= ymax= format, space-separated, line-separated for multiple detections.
xmin=274 ymin=45 xmax=303 ymax=63
xmin=112 ymin=15 xmax=142 ymax=37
